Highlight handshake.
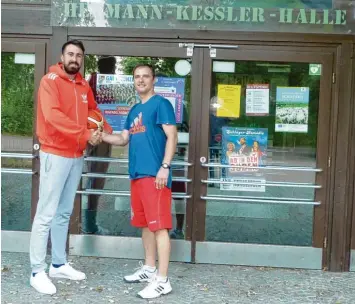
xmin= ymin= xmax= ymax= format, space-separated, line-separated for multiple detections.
xmin=88 ymin=129 xmax=108 ymax=146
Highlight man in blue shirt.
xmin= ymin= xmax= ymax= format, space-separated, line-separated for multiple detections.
xmin=102 ymin=64 xmax=177 ymax=299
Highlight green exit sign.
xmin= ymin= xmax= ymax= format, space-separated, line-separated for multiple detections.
xmin=309 ymin=64 xmax=322 ymax=76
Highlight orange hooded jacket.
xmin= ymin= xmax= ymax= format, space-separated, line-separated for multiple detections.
xmin=36 ymin=63 xmax=113 ymax=158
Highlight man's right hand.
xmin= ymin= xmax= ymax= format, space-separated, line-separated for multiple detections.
xmin=88 ymin=129 xmax=102 ymax=146
xmin=100 ymin=130 xmax=129 ymax=147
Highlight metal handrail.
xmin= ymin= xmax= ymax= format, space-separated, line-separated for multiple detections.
xmin=82 ymin=173 xmax=129 ymax=179
xmin=201 ymin=179 xmax=321 ymax=189
xmin=201 ymin=162 xmax=322 ymax=172
xmin=77 ymin=188 xmax=191 ymax=199
xmin=1 ymin=153 xmax=35 ymax=174
xmin=85 ymin=157 xmax=129 ymax=163
xmin=1 ymin=153 xmax=35 ymax=159
xmin=77 ymin=189 xmax=131 ymax=197
xmin=1 ymin=168 xmax=35 ymax=175
xmin=202 ymin=194 xmax=314 ymax=201
xmin=201 ymin=195 xmax=321 ymax=205
xmin=81 ymin=172 xmax=192 ymax=182
xmin=84 ymin=156 xmax=193 ymax=167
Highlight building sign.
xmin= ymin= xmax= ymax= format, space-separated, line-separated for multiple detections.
xmin=51 ymin=1 xmax=355 ymax=34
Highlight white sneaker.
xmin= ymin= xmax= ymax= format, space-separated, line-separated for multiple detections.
xmin=137 ymin=277 xmax=172 ymax=299
xmin=30 ymin=271 xmax=56 ymax=295
xmin=124 ymin=262 xmax=157 ymax=283
xmin=49 ymin=263 xmax=86 ymax=281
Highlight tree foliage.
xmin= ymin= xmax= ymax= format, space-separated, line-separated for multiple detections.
xmin=84 ymin=54 xmax=98 ymax=78
xmin=1 ymin=53 xmax=35 ymax=135
xmin=120 ymin=57 xmax=177 ymax=76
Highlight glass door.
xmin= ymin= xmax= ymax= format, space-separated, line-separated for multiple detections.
xmin=194 ymin=46 xmax=333 ymax=269
xmin=69 ymin=41 xmax=202 ymax=262
xmin=1 ymin=41 xmax=46 ymax=251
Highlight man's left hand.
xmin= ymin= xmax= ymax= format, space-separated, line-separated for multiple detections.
xmin=155 ymin=167 xmax=169 ymax=189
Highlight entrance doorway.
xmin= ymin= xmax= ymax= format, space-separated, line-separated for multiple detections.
xmin=70 ymin=42 xmax=195 ymax=262
xmin=193 ymin=47 xmax=333 ymax=269
xmin=68 ymin=41 xmax=333 ymax=269
xmin=1 ymin=40 xmax=46 ymax=251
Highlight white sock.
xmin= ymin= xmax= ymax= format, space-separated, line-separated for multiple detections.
xmin=143 ymin=265 xmax=156 ymax=272
xmin=156 ymin=275 xmax=167 ymax=282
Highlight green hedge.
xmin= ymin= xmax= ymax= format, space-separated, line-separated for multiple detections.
xmin=1 ymin=53 xmax=35 ymax=136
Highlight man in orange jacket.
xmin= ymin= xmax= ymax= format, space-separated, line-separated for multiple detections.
xmin=29 ymin=40 xmax=112 ymax=295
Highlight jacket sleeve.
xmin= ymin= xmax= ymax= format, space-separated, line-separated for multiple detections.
xmin=87 ymin=87 xmax=113 ymax=134
xmin=39 ymin=78 xmax=92 ymax=146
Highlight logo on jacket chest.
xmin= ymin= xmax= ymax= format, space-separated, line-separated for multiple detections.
xmin=81 ymin=94 xmax=88 ymax=103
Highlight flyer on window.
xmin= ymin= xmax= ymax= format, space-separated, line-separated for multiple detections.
xmin=216 ymin=85 xmax=241 ymax=118
xmin=246 ymin=84 xmax=270 ymax=116
xmin=95 ymin=74 xmax=137 ymax=132
xmin=154 ymin=77 xmax=185 ymax=124
xmin=220 ymin=127 xmax=268 ymax=192
xmin=275 ymin=87 xmax=310 ymax=133
xmin=95 ymin=74 xmax=185 ymax=131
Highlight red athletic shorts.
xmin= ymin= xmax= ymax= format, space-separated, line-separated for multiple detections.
xmin=130 ymin=177 xmax=172 ymax=232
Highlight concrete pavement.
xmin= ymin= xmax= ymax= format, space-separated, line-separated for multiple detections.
xmin=2 ymin=252 xmax=355 ymax=304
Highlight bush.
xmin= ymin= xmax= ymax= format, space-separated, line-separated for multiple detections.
xmin=1 ymin=53 xmax=34 ymax=136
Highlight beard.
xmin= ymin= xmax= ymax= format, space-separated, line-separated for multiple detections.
xmin=63 ymin=62 xmax=80 ymax=75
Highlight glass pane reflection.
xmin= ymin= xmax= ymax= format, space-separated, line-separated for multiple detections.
xmin=206 ymin=61 xmax=321 ymax=246
xmin=81 ymin=55 xmax=191 ymax=239
xmin=1 ymin=52 xmax=35 ymax=231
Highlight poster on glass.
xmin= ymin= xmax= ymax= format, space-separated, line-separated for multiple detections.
xmin=154 ymin=77 xmax=185 ymax=124
xmin=96 ymin=74 xmax=186 ymax=132
xmin=96 ymin=74 xmax=136 ymax=132
xmin=275 ymin=87 xmax=309 ymax=133
xmin=216 ymin=84 xmax=241 ymax=118
xmin=221 ymin=127 xmax=268 ymax=192
xmin=245 ymin=84 xmax=270 ymax=116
